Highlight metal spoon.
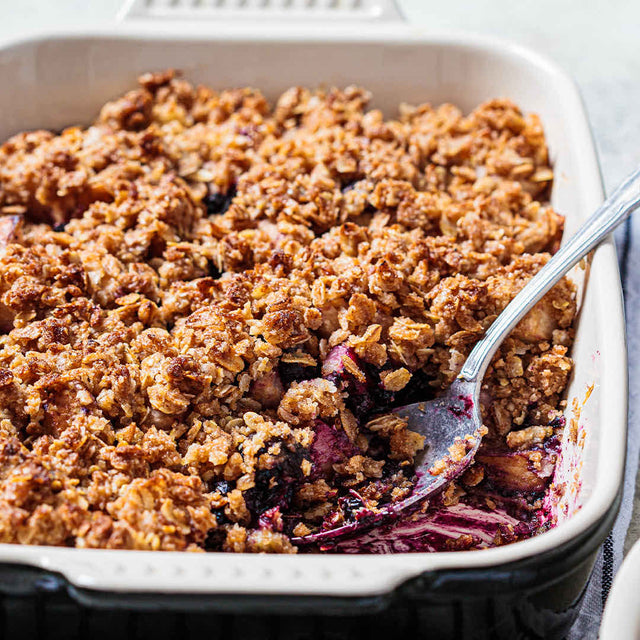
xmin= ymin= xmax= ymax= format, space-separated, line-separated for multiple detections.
xmin=294 ymin=166 xmax=640 ymax=546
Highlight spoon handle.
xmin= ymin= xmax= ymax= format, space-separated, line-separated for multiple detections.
xmin=459 ymin=166 xmax=640 ymax=383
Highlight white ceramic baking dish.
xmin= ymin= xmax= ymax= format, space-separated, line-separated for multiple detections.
xmin=0 ymin=0 xmax=627 ymax=625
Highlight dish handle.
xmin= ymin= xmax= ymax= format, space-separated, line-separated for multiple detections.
xmin=118 ymin=0 xmax=405 ymax=23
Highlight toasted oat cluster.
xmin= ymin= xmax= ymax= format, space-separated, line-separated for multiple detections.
xmin=0 ymin=71 xmax=575 ymax=552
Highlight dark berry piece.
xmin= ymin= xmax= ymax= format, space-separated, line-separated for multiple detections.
xmin=212 ymin=508 xmax=230 ymax=525
xmin=205 ymin=192 xmax=227 ymax=214
xmin=389 ymin=368 xmax=436 ymax=407
xmin=549 ymin=415 xmax=566 ymax=429
xmin=254 ymin=468 xmax=274 ymax=486
xmin=212 ymin=480 xmax=230 ymax=495
xmin=278 ymin=447 xmax=307 ymax=480
xmin=337 ymin=491 xmax=370 ymax=522
xmin=53 ymin=222 xmax=66 ymax=232
xmin=243 ymin=468 xmax=295 ymax=521
xmin=279 ymin=360 xmax=319 ymax=385
xmin=370 ymin=382 xmax=396 ymax=409
xmin=204 ymin=528 xmax=227 ymax=551
xmin=204 ymin=186 xmax=236 ymax=216
xmin=349 ymin=391 xmax=375 ymax=420
xmin=341 ymin=179 xmax=358 ymax=193
xmin=321 ymin=345 xmax=374 ymax=419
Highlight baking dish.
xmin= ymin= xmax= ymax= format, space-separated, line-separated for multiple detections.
xmin=0 ymin=2 xmax=627 ymax=637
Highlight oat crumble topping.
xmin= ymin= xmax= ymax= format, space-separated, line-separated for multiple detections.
xmin=0 ymin=70 xmax=575 ymax=552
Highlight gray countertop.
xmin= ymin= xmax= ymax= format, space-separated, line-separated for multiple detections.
xmin=1 ymin=0 xmax=638 ymax=551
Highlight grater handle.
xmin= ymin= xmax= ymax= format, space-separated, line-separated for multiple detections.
xmin=119 ymin=0 xmax=405 ymax=23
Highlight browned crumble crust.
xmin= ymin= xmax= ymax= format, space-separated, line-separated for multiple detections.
xmin=0 ymin=71 xmax=576 ymax=552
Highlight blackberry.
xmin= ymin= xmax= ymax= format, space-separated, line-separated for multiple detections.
xmin=279 ymin=360 xmax=319 ymax=386
xmin=243 ymin=468 xmax=295 ymax=520
xmin=338 ymin=493 xmax=368 ymax=522
xmin=370 ymin=383 xmax=396 ymax=410
xmin=212 ymin=507 xmax=230 ymax=525
xmin=204 ymin=187 xmax=236 ymax=216
xmin=348 ymin=389 xmax=375 ymax=420
xmin=321 ymin=345 xmax=375 ymax=419
xmin=204 ymin=528 xmax=227 ymax=551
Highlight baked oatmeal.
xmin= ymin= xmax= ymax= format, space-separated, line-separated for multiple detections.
xmin=0 ymin=70 xmax=576 ymax=553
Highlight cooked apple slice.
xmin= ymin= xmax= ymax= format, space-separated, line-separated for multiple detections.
xmin=476 ymin=448 xmax=555 ymax=493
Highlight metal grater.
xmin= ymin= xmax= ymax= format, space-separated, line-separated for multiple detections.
xmin=120 ymin=0 xmax=404 ymax=21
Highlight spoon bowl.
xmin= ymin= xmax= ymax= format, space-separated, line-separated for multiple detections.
xmin=292 ymin=379 xmax=483 ymax=545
